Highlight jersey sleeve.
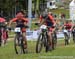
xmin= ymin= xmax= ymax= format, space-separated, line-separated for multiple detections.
xmin=11 ymin=18 xmax=18 ymax=22
xmin=48 ymin=14 xmax=55 ymax=24
xmin=39 ymin=15 xmax=43 ymax=22
xmin=22 ymin=18 xmax=28 ymax=23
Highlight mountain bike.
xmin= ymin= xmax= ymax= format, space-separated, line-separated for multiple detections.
xmin=36 ymin=25 xmax=49 ymax=53
xmin=14 ymin=26 xmax=28 ymax=54
xmin=36 ymin=25 xmax=57 ymax=53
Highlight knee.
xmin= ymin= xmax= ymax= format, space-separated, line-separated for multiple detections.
xmin=48 ymin=32 xmax=52 ymax=36
xmin=22 ymin=33 xmax=26 ymax=37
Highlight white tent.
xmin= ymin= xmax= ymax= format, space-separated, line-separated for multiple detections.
xmin=69 ymin=0 xmax=75 ymax=22
xmin=47 ymin=0 xmax=57 ymax=9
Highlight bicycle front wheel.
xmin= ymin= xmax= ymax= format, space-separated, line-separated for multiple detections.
xmin=14 ymin=35 xmax=25 ymax=54
xmin=36 ymin=33 xmax=43 ymax=53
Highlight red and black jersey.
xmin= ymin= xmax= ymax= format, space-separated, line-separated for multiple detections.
xmin=39 ymin=14 xmax=55 ymax=26
xmin=64 ymin=23 xmax=72 ymax=30
xmin=11 ymin=18 xmax=28 ymax=25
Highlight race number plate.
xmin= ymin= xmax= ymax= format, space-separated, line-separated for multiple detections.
xmin=14 ymin=27 xmax=21 ymax=32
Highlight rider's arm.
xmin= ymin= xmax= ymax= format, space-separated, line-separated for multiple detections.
xmin=70 ymin=23 xmax=73 ymax=31
xmin=39 ymin=18 xmax=45 ymax=26
xmin=22 ymin=18 xmax=28 ymax=23
xmin=39 ymin=15 xmax=43 ymax=23
xmin=9 ymin=18 xmax=17 ymax=27
xmin=48 ymin=14 xmax=55 ymax=26
xmin=22 ymin=18 xmax=28 ymax=26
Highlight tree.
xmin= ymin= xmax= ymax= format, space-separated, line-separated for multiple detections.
xmin=0 ymin=0 xmax=16 ymax=18
xmin=16 ymin=0 xmax=28 ymax=11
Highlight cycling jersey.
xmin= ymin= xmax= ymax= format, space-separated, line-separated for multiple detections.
xmin=40 ymin=14 xmax=55 ymax=27
xmin=64 ymin=23 xmax=72 ymax=30
xmin=40 ymin=14 xmax=55 ymax=32
xmin=46 ymin=14 xmax=55 ymax=26
xmin=11 ymin=18 xmax=28 ymax=32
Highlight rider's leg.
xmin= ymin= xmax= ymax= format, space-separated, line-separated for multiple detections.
xmin=68 ymin=31 xmax=71 ymax=43
xmin=47 ymin=27 xmax=55 ymax=50
xmin=22 ymin=32 xmax=27 ymax=49
xmin=47 ymin=31 xmax=52 ymax=49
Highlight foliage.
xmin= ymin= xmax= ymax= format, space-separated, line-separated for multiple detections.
xmin=0 ymin=0 xmax=15 ymax=12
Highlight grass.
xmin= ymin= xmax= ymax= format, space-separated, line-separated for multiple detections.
xmin=2 ymin=9 xmax=73 ymax=59
xmin=0 ymin=39 xmax=75 ymax=59
xmin=50 ymin=9 xmax=69 ymax=19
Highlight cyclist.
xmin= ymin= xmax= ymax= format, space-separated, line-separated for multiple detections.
xmin=39 ymin=12 xmax=56 ymax=50
xmin=0 ymin=15 xmax=8 ymax=46
xmin=63 ymin=20 xmax=72 ymax=43
xmin=9 ymin=11 xmax=28 ymax=49
xmin=71 ymin=24 xmax=75 ymax=43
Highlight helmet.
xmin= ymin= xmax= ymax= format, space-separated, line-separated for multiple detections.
xmin=16 ymin=11 xmax=25 ymax=18
xmin=41 ymin=12 xmax=48 ymax=19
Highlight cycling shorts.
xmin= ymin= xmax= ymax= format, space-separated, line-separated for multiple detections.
xmin=48 ymin=27 xmax=54 ymax=32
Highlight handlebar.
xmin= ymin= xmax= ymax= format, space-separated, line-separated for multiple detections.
xmin=35 ymin=23 xmax=40 ymax=26
xmin=24 ymin=25 xmax=29 ymax=28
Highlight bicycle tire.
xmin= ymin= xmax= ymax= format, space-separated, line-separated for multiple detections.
xmin=44 ymin=33 xmax=49 ymax=52
xmin=20 ymin=35 xmax=26 ymax=54
xmin=72 ymin=32 xmax=75 ymax=43
xmin=0 ymin=32 xmax=2 ymax=46
xmin=36 ymin=33 xmax=43 ymax=53
xmin=14 ymin=34 xmax=25 ymax=54
xmin=52 ymin=33 xmax=57 ymax=50
xmin=0 ymin=35 xmax=2 ymax=46
xmin=73 ymin=34 xmax=75 ymax=43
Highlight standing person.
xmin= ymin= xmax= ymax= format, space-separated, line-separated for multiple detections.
xmin=9 ymin=11 xmax=28 ymax=49
xmin=0 ymin=15 xmax=8 ymax=46
xmin=61 ymin=13 xmax=66 ymax=19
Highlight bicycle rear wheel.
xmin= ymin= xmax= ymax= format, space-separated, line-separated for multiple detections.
xmin=73 ymin=33 xmax=75 ymax=43
xmin=36 ymin=33 xmax=43 ymax=53
xmin=0 ymin=32 xmax=2 ymax=46
xmin=14 ymin=35 xmax=25 ymax=54
xmin=52 ymin=32 xmax=57 ymax=50
xmin=44 ymin=33 xmax=49 ymax=52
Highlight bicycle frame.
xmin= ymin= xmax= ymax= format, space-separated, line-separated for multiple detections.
xmin=14 ymin=27 xmax=25 ymax=54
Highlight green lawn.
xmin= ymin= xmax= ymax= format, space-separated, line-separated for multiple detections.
xmin=0 ymin=39 xmax=75 ymax=59
xmin=50 ymin=9 xmax=69 ymax=19
xmin=0 ymin=9 xmax=73 ymax=59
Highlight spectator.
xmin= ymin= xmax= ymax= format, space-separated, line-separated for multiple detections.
xmin=61 ymin=13 xmax=66 ymax=19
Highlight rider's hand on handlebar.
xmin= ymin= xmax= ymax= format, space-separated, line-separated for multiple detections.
xmin=35 ymin=23 xmax=40 ymax=26
xmin=8 ymin=27 xmax=11 ymax=31
xmin=24 ymin=25 xmax=29 ymax=28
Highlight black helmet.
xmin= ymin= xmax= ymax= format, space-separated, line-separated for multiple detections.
xmin=41 ymin=12 xmax=48 ymax=19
